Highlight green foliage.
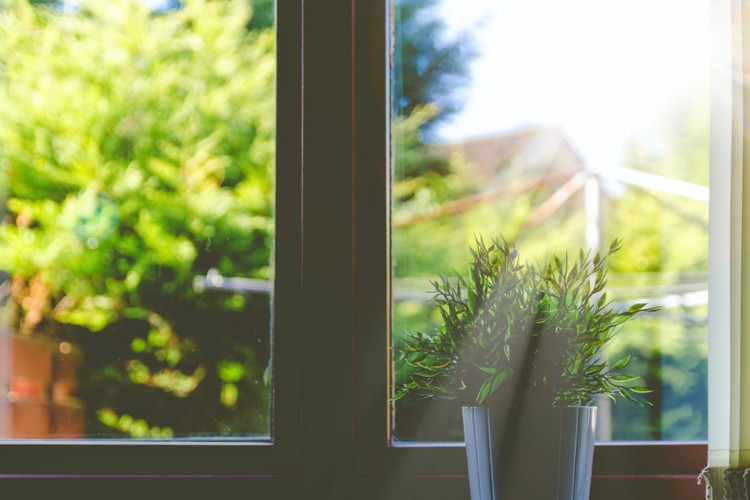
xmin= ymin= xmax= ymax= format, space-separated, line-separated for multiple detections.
xmin=247 ymin=0 xmax=273 ymax=30
xmin=393 ymin=0 xmax=475 ymax=131
xmin=396 ymin=237 xmax=657 ymax=407
xmin=391 ymin=105 xmax=472 ymax=212
xmin=0 ymin=0 xmax=274 ymax=436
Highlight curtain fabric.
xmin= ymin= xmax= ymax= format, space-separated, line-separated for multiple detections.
xmin=704 ymin=0 xmax=748 ymax=497
xmin=700 ymin=467 xmax=750 ymax=500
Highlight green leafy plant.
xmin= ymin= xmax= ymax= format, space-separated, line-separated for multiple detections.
xmin=395 ymin=237 xmax=656 ymax=408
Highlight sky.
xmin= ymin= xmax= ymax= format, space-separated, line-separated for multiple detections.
xmin=62 ymin=0 xmax=179 ymax=13
xmin=431 ymin=0 xmax=710 ymax=171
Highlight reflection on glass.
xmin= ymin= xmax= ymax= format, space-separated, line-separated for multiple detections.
xmin=0 ymin=0 xmax=275 ymax=439
xmin=391 ymin=0 xmax=708 ymax=442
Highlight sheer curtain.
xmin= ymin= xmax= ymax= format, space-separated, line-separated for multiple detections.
xmin=703 ymin=0 xmax=750 ymax=497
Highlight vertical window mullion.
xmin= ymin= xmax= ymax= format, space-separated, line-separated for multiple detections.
xmin=299 ymin=0 xmax=356 ymax=495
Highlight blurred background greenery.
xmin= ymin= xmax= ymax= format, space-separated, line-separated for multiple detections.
xmin=0 ymin=0 xmax=275 ymax=438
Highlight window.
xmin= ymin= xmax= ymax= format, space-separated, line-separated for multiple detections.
xmin=0 ymin=0 xmax=301 ymax=478
xmin=0 ymin=0 xmax=723 ymax=498
xmin=0 ymin=0 xmax=275 ymax=441
xmin=390 ymin=0 xmax=709 ymax=444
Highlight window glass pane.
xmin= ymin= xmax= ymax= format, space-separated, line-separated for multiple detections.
xmin=0 ymin=0 xmax=275 ymax=439
xmin=391 ymin=0 xmax=708 ymax=442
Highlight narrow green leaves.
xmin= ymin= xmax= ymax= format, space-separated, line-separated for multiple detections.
xmin=395 ymin=237 xmax=657 ymax=408
xmin=612 ymin=355 xmax=632 ymax=370
xmin=476 ymin=370 xmax=511 ymax=405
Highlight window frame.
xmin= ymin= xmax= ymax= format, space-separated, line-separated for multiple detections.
xmin=0 ymin=0 xmax=715 ymax=497
xmin=352 ymin=1 xmax=708 ymax=498
xmin=0 ymin=0 xmax=303 ymax=479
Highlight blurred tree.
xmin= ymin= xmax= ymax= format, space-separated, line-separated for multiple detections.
xmin=247 ymin=0 xmax=272 ymax=30
xmin=393 ymin=0 xmax=475 ymax=132
xmin=389 ymin=0 xmax=478 ymax=221
xmin=0 ymin=0 xmax=275 ymax=437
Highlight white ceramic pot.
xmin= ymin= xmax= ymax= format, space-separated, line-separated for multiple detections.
xmin=462 ymin=406 xmax=597 ymax=500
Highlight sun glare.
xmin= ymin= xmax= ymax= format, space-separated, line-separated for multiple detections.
xmin=436 ymin=0 xmax=709 ymax=170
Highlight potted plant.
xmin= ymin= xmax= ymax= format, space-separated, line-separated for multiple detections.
xmin=395 ymin=237 xmax=655 ymax=500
